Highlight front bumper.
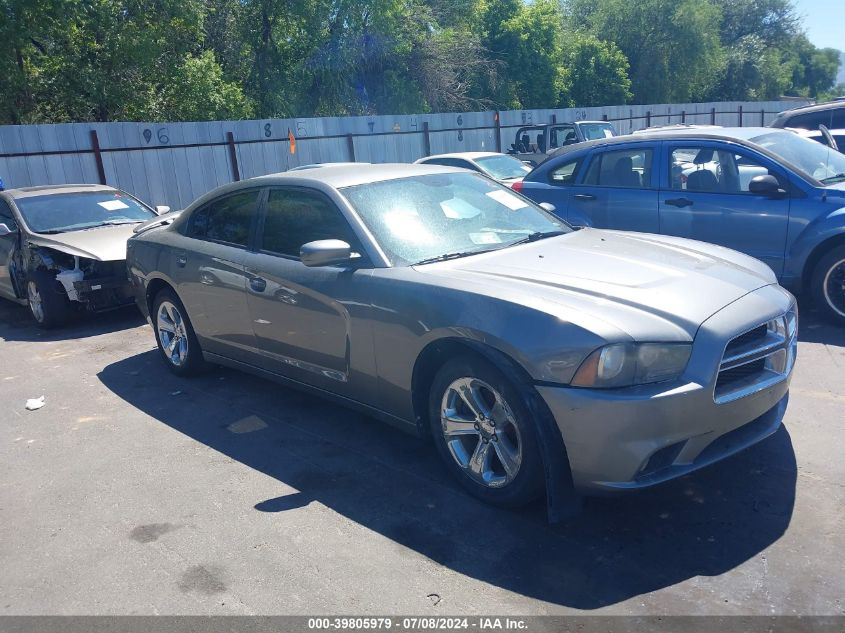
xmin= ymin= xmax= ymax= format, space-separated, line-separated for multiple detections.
xmin=73 ymin=276 xmax=134 ymax=311
xmin=539 ymin=284 xmax=796 ymax=494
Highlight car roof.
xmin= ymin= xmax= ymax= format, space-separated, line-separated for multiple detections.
xmin=548 ymin=127 xmax=785 ymax=158
xmin=246 ymin=163 xmax=470 ymax=190
xmin=3 ymin=183 xmax=117 ymax=199
xmin=416 ymin=152 xmax=505 ymax=162
xmin=776 ymin=100 xmax=845 ymax=117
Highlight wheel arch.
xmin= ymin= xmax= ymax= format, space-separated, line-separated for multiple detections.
xmin=411 ymin=336 xmax=580 ymax=521
xmin=145 ymin=276 xmax=178 ymax=316
xmin=801 ymin=232 xmax=845 ymax=292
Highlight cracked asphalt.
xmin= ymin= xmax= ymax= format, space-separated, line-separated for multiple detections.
xmin=0 ymin=298 xmax=843 ymax=615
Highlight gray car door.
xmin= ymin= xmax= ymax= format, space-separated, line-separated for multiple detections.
xmin=243 ymin=187 xmax=371 ymax=398
xmin=176 ymin=189 xmax=261 ymax=362
xmin=0 ymin=199 xmax=20 ymax=300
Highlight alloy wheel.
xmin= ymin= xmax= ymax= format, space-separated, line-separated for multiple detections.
xmin=157 ymin=301 xmax=189 ymax=367
xmin=440 ymin=377 xmax=523 ymax=488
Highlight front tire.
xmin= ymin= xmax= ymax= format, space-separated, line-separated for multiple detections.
xmin=27 ymin=269 xmax=71 ymax=329
xmin=152 ymin=288 xmax=207 ymax=376
xmin=811 ymin=245 xmax=845 ymax=326
xmin=428 ymin=355 xmax=544 ymax=507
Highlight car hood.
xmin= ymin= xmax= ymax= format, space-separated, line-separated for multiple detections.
xmin=415 ymin=229 xmax=778 ymax=341
xmin=27 ymin=224 xmax=137 ymax=261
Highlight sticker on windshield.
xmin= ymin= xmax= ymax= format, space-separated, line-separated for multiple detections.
xmin=469 ymin=232 xmax=502 ymax=245
xmin=98 ymin=200 xmax=130 ymax=211
xmin=486 ymin=189 xmax=528 ymax=210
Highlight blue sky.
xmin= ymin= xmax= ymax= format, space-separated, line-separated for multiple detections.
xmin=794 ymin=0 xmax=841 ymax=50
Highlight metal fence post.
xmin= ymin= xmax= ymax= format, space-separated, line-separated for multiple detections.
xmin=346 ymin=134 xmax=355 ymax=162
xmin=681 ymin=110 xmax=686 ymax=124
xmin=761 ymin=109 xmax=766 ymax=126
xmin=423 ymin=122 xmax=432 ymax=157
xmin=226 ymin=131 xmax=240 ymax=181
xmin=89 ymin=130 xmax=107 ymax=185
xmin=711 ymin=107 xmax=716 ymax=125
xmin=646 ymin=111 xmax=651 ymax=128
xmin=494 ymin=112 xmax=502 ymax=153
xmin=739 ymin=105 xmax=744 ymax=127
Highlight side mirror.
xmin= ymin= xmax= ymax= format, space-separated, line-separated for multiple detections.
xmin=155 ymin=205 xmax=171 ymax=215
xmin=749 ymin=174 xmax=785 ymax=198
xmin=539 ymin=202 xmax=557 ymax=213
xmin=0 ymin=222 xmax=16 ymax=237
xmin=300 ymin=239 xmax=357 ymax=267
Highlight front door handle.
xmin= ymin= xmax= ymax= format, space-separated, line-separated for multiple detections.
xmin=574 ymin=193 xmax=596 ymax=201
xmin=176 ymin=253 xmax=187 ymax=267
xmin=249 ymin=277 xmax=267 ymax=293
xmin=665 ymin=197 xmax=693 ymax=208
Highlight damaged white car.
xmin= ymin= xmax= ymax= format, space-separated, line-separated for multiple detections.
xmin=0 ymin=184 xmax=168 ymax=327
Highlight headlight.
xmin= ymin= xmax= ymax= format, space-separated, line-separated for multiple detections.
xmin=571 ymin=343 xmax=692 ymax=388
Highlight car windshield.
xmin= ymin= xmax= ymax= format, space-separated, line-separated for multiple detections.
xmin=750 ymin=131 xmax=845 ymax=185
xmin=15 ymin=191 xmax=156 ymax=233
xmin=341 ymin=172 xmax=569 ymax=266
xmin=580 ymin=123 xmax=616 ymax=140
xmin=475 ymin=155 xmax=531 ymax=180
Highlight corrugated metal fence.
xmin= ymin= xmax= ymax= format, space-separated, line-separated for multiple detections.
xmin=0 ymin=100 xmax=809 ymax=209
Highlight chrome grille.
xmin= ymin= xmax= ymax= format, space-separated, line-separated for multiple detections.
xmin=714 ymin=307 xmax=798 ymax=404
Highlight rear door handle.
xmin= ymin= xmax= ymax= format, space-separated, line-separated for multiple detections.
xmin=176 ymin=253 xmax=187 ymax=267
xmin=249 ymin=277 xmax=267 ymax=293
xmin=574 ymin=193 xmax=596 ymax=201
xmin=665 ymin=197 xmax=693 ymax=208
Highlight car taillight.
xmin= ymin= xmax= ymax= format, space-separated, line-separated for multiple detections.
xmin=510 ymin=180 xmax=523 ymax=192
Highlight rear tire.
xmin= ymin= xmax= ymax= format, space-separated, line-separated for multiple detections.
xmin=811 ymin=245 xmax=845 ymax=326
xmin=27 ymin=269 xmax=71 ymax=329
xmin=428 ymin=355 xmax=544 ymax=507
xmin=152 ymin=288 xmax=208 ymax=376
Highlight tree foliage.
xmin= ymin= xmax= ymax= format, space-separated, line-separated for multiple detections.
xmin=0 ymin=0 xmax=841 ymax=123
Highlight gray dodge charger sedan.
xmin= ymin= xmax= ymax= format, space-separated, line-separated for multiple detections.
xmin=127 ymin=164 xmax=797 ymax=513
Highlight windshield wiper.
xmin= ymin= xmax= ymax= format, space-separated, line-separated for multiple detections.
xmin=98 ymin=219 xmax=144 ymax=226
xmin=413 ymin=248 xmax=499 ymax=266
xmin=508 ymin=230 xmax=566 ymax=247
xmin=822 ymin=173 xmax=845 ymax=185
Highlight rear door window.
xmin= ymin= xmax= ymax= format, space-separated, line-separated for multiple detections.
xmin=583 ymin=148 xmax=653 ymax=188
xmin=187 ymin=190 xmax=259 ymax=247
xmin=549 ymin=157 xmax=584 ymax=185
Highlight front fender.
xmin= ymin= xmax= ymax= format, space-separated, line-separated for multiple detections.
xmin=783 ymin=206 xmax=845 ymax=289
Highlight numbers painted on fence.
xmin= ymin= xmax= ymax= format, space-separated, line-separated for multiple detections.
xmin=264 ymin=123 xmax=272 ymax=138
xmin=142 ymin=128 xmax=170 ymax=144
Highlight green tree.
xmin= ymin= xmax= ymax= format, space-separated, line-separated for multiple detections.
xmin=561 ymin=33 xmax=632 ymax=107
xmin=160 ymin=51 xmax=254 ymax=121
xmin=566 ymin=0 xmax=725 ymax=103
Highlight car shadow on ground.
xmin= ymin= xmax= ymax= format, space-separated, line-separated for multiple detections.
xmin=796 ymin=307 xmax=845 ymax=347
xmin=0 ymin=300 xmax=145 ymax=342
xmin=99 ymin=348 xmax=797 ymax=610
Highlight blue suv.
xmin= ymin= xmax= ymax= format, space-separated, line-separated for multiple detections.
xmin=514 ymin=127 xmax=845 ymax=324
